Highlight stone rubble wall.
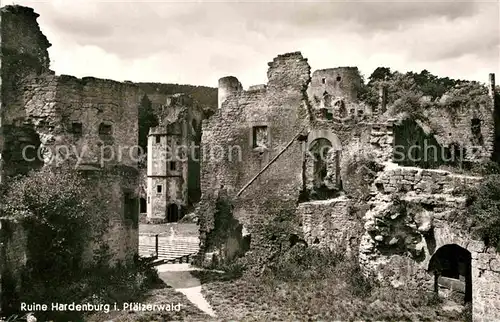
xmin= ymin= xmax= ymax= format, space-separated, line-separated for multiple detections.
xmin=360 ymin=163 xmax=500 ymax=321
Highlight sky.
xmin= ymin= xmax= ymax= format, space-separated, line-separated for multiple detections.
xmin=2 ymin=0 xmax=499 ymax=88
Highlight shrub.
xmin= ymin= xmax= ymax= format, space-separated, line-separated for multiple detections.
xmin=0 ymin=167 xmax=156 ymax=320
xmin=465 ymin=174 xmax=500 ymax=251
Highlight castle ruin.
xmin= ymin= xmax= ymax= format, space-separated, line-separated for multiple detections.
xmin=1 ymin=5 xmax=500 ymax=321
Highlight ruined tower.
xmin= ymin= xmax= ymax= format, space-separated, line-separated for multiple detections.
xmin=218 ymin=76 xmax=242 ymax=109
xmin=307 ymin=67 xmax=365 ymax=119
xmin=146 ymin=94 xmax=198 ymax=223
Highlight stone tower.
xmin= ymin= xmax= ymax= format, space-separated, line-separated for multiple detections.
xmin=146 ymin=94 xmax=201 ymax=223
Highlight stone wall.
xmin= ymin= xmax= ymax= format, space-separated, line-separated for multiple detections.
xmin=199 ymin=52 xmax=311 ymax=263
xmin=360 ymin=163 xmax=500 ymax=320
xmin=82 ymin=169 xmax=139 ymax=264
xmin=0 ymin=219 xmax=27 ymax=311
xmin=298 ymin=196 xmax=361 ymax=255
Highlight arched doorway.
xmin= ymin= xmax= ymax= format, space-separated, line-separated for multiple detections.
xmin=166 ymin=204 xmax=179 ymax=223
xmin=305 ymin=130 xmax=342 ymax=200
xmin=309 ymin=138 xmax=333 ymax=187
xmin=428 ymin=244 xmax=472 ymax=303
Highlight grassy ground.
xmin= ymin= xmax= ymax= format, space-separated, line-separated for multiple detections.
xmin=85 ymin=285 xmax=210 ymax=322
xmin=191 ymin=247 xmax=471 ymax=321
xmin=139 ymin=223 xmax=199 ymax=237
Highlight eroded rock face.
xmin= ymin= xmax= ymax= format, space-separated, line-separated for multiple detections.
xmin=360 ymin=164 xmax=478 ymax=285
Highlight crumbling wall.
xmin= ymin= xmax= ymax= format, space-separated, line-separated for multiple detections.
xmin=1 ymin=5 xmax=53 ymax=178
xmin=359 ymin=163 xmax=500 ymax=320
xmin=298 ymin=196 xmax=361 ymax=255
xmin=199 ymin=52 xmax=311 ymax=265
xmin=0 ymin=220 xmax=28 ymax=312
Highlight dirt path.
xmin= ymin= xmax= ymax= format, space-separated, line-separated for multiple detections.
xmin=157 ymin=263 xmax=217 ymax=317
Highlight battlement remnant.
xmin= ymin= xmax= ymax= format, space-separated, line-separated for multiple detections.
xmin=218 ymin=76 xmax=242 ymax=109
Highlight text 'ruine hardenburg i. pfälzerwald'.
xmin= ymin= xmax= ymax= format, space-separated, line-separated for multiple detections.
xmin=21 ymin=302 xmax=183 ymax=313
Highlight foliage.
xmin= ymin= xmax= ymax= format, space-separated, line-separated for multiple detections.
xmin=138 ymin=94 xmax=159 ymax=154
xmin=198 ymin=246 xmax=461 ymax=321
xmin=464 ymin=174 xmax=500 ymax=251
xmin=0 ymin=167 xmax=157 ymax=320
xmin=1 ymin=167 xmax=109 ymax=276
xmin=135 ymin=82 xmax=218 ymax=111
xmin=360 ymin=67 xmax=476 ymax=117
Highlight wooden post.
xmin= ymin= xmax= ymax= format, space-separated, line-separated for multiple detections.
xmin=155 ymin=234 xmax=159 ymax=258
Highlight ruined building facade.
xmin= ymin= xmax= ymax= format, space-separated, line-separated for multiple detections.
xmin=199 ymin=51 xmax=499 ymax=320
xmin=0 ymin=6 xmax=141 ymax=269
xmin=146 ymin=93 xmax=204 ymax=223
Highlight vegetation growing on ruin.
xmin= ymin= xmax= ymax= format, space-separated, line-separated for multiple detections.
xmin=464 ymin=174 xmax=500 ymax=251
xmin=138 ymin=94 xmax=159 ymax=155
xmin=360 ymin=67 xmax=490 ymax=119
xmin=194 ymin=245 xmax=468 ymax=321
xmin=0 ymin=168 xmax=160 ymax=320
xmin=135 ymin=82 xmax=218 ymax=111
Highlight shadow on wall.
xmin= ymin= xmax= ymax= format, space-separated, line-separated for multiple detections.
xmin=393 ymin=118 xmax=466 ymax=169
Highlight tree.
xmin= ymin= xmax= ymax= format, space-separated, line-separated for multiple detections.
xmin=367 ymin=67 xmax=392 ymax=85
xmin=465 ymin=175 xmax=500 ymax=251
xmin=138 ymin=94 xmax=159 ymax=154
xmin=1 ymin=167 xmax=108 ymax=276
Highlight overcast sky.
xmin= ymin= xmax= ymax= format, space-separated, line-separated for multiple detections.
xmin=4 ymin=0 xmax=500 ymax=88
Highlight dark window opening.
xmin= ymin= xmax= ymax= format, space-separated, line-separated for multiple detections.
xmin=148 ymin=196 xmax=150 ymax=204
xmin=157 ymin=185 xmax=162 ymax=193
xmin=252 ymin=126 xmax=268 ymax=148
xmin=124 ymin=192 xmax=138 ymax=229
xmin=99 ymin=123 xmax=112 ymax=135
xmin=336 ymin=76 xmax=342 ymax=82
xmin=156 ymin=136 xmax=161 ymax=144
xmin=321 ymin=78 xmax=326 ymax=84
xmin=166 ymin=204 xmax=179 ymax=223
xmin=71 ymin=122 xmax=83 ymax=135
xmin=140 ymin=197 xmax=147 ymax=213
xmin=471 ymin=118 xmax=483 ymax=145
xmin=169 ymin=161 xmax=177 ymax=171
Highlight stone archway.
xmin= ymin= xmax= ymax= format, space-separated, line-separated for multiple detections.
xmin=428 ymin=244 xmax=472 ymax=303
xmin=305 ymin=130 xmax=342 ymax=200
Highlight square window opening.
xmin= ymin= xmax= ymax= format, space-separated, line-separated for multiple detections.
xmin=252 ymin=126 xmax=268 ymax=149
xmin=99 ymin=123 xmax=112 ymax=135
xmin=72 ymin=122 xmax=83 ymax=135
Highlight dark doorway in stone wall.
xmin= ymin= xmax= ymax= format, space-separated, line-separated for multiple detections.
xmin=428 ymin=244 xmax=472 ymax=304
xmin=307 ymin=138 xmax=340 ymax=200
xmin=140 ymin=197 xmax=147 ymax=214
xmin=166 ymin=204 xmax=180 ymax=223
xmin=471 ymin=118 xmax=484 ymax=146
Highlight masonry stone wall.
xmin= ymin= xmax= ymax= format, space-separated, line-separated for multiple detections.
xmin=0 ymin=220 xmax=27 ymax=310
xmin=359 ymin=163 xmax=500 ymax=321
xmin=199 ymin=52 xmax=311 ymax=263
xmin=298 ymin=196 xmax=361 ymax=255
xmin=423 ymin=98 xmax=495 ymax=162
